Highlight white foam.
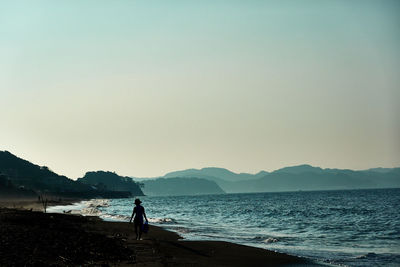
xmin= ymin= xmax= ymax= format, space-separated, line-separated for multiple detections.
xmin=148 ymin=217 xmax=177 ymax=224
xmin=47 ymin=201 xmax=86 ymax=214
xmin=100 ymin=214 xmax=131 ymax=222
xmin=264 ymin=237 xmax=279 ymax=243
xmin=47 ymin=199 xmax=110 ymax=217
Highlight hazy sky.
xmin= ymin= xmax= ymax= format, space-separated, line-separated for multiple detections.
xmin=1 ymin=0 xmax=399 ymax=179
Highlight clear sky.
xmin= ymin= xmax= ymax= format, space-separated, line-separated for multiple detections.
xmin=1 ymin=0 xmax=399 ymax=179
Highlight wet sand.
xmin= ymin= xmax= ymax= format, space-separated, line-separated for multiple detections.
xmin=0 ymin=204 xmax=313 ymax=266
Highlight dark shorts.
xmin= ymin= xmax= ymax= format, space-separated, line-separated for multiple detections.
xmin=134 ymin=219 xmax=143 ymax=231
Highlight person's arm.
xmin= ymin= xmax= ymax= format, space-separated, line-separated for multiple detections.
xmin=143 ymin=207 xmax=148 ymax=222
xmin=129 ymin=207 xmax=136 ymax=223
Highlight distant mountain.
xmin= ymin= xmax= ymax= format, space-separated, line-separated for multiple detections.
xmin=365 ymin=168 xmax=396 ymax=173
xmin=229 ymin=166 xmax=400 ymax=193
xmin=3 ymin=150 xmax=398 ymax=197
xmin=0 ymin=151 xmax=132 ymax=199
xmin=160 ymin=164 xmax=400 ymax=193
xmin=164 ymin=167 xmax=266 ymax=182
xmin=140 ymin=177 xmax=225 ymax=196
xmin=273 ymin=164 xmax=324 ymax=174
xmin=78 ymin=171 xmax=144 ymax=196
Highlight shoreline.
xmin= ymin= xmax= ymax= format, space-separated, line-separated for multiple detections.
xmin=43 ymin=199 xmax=311 ymax=260
xmin=0 ymin=201 xmax=319 ymax=266
xmin=0 ymin=198 xmax=82 ymax=212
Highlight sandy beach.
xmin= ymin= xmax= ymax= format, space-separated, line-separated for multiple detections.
xmin=0 ymin=201 xmax=311 ymax=266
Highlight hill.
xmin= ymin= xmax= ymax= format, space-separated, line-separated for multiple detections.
xmin=77 ymin=171 xmax=144 ymax=196
xmin=164 ymin=167 xmax=266 ymax=182
xmin=227 ymin=165 xmax=400 ymax=193
xmin=0 ymin=151 xmax=87 ymax=193
xmin=160 ymin=165 xmax=400 ymax=193
xmin=140 ymin=177 xmax=225 ymax=196
xmin=0 ymin=151 xmax=132 ymax=199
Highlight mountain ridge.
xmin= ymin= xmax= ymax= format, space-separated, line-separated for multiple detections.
xmin=77 ymin=171 xmax=144 ymax=196
xmin=140 ymin=177 xmax=225 ymax=196
xmin=158 ymin=165 xmax=400 ymax=193
xmin=0 ymin=151 xmax=137 ymax=199
xmin=163 ymin=167 xmax=267 ymax=182
xmin=2 ymin=150 xmax=399 ymax=197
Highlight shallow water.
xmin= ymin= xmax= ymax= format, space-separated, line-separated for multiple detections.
xmin=48 ymin=188 xmax=400 ymax=266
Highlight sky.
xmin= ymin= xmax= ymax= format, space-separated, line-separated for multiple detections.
xmin=1 ymin=0 xmax=399 ymax=179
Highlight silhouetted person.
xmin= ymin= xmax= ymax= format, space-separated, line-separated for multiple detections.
xmin=129 ymin=198 xmax=148 ymax=240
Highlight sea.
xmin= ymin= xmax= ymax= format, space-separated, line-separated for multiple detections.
xmin=48 ymin=188 xmax=400 ymax=266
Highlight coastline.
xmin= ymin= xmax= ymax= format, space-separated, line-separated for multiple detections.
xmin=0 ymin=201 xmax=316 ymax=266
xmin=0 ymin=198 xmax=81 ymax=212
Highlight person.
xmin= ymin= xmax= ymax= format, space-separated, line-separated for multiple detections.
xmin=129 ymin=198 xmax=148 ymax=240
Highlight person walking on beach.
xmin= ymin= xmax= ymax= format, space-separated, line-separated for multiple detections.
xmin=129 ymin=198 xmax=148 ymax=240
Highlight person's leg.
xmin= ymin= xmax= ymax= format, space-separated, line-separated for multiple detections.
xmin=134 ymin=221 xmax=139 ymax=240
xmin=138 ymin=221 xmax=143 ymax=240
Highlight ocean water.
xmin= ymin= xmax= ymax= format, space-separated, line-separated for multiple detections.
xmin=48 ymin=188 xmax=400 ymax=266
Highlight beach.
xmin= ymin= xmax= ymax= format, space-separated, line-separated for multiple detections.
xmin=0 ymin=201 xmax=309 ymax=267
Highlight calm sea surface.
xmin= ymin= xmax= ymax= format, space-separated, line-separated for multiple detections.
xmin=49 ymin=188 xmax=400 ymax=266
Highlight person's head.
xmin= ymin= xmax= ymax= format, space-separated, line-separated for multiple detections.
xmin=134 ymin=198 xmax=142 ymax=206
